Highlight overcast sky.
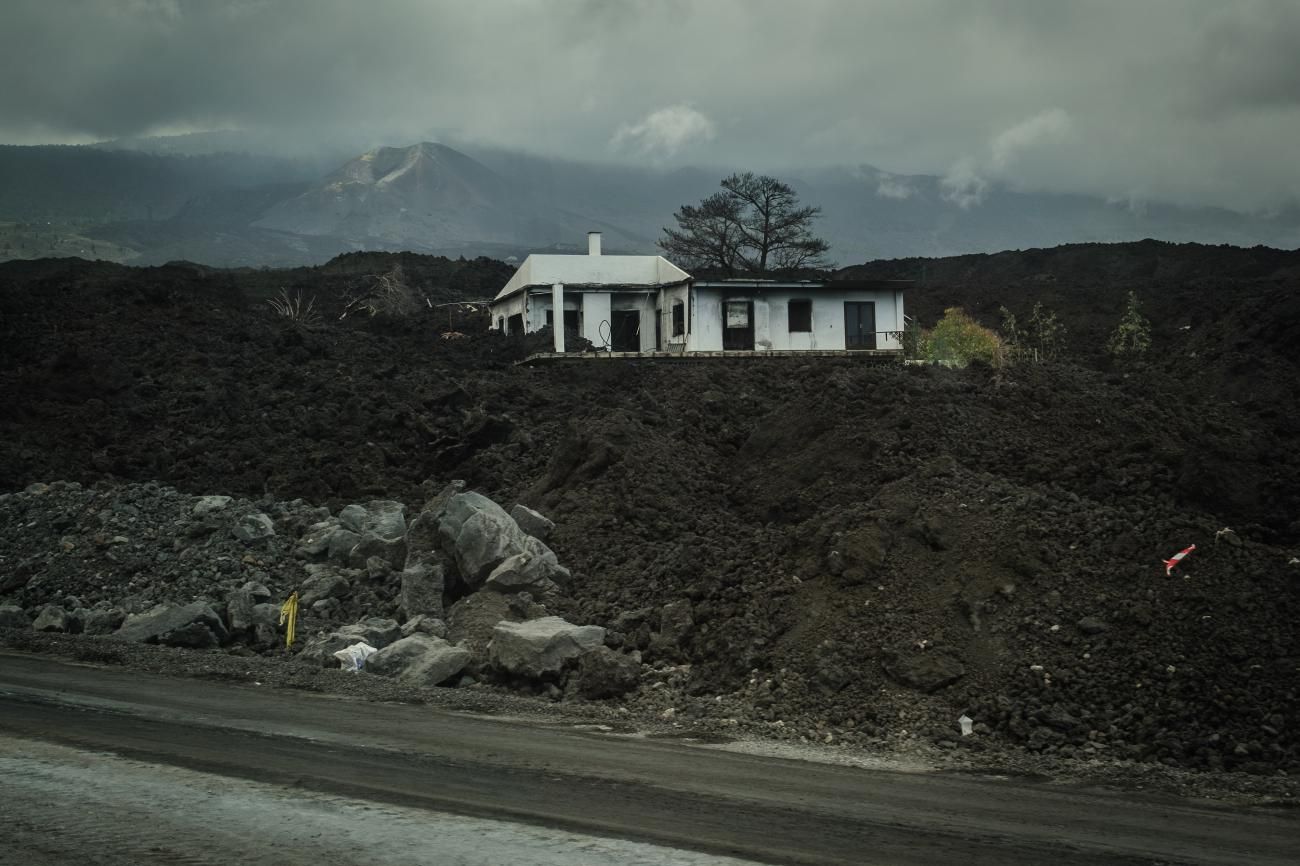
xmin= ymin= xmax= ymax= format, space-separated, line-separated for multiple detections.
xmin=3 ymin=0 xmax=1300 ymax=212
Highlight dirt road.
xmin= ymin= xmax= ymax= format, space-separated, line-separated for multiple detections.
xmin=0 ymin=652 xmax=1295 ymax=865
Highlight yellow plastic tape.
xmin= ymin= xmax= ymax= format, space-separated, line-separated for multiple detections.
xmin=279 ymin=591 xmax=299 ymax=648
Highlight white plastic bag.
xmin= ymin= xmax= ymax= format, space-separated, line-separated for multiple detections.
xmin=333 ymin=641 xmax=378 ymax=672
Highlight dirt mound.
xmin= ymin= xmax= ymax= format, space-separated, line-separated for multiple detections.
xmin=1 ymin=246 xmax=1297 ymax=774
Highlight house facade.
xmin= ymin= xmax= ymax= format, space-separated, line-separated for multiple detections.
xmin=488 ymin=233 xmax=907 ymax=356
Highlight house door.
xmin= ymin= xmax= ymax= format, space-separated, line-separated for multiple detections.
xmin=610 ymin=310 xmax=640 ymax=352
xmin=844 ymin=302 xmax=876 ymax=349
xmin=722 ymin=301 xmax=754 ymax=350
xmin=506 ymin=313 xmax=524 ymax=337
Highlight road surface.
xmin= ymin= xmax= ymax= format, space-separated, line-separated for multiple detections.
xmin=0 ymin=652 xmax=1295 ymax=865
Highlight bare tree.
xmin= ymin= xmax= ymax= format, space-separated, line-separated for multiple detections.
xmin=659 ymin=173 xmax=831 ymax=274
xmin=658 ymin=193 xmax=745 ymax=275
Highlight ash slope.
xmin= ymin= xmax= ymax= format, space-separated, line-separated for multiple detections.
xmin=1 ymin=241 xmax=1297 ymax=774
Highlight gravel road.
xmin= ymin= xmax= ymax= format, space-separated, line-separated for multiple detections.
xmin=1 ymin=653 xmax=1296 ymax=865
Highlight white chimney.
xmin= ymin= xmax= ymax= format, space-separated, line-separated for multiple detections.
xmin=587 ymin=231 xmax=602 ymax=256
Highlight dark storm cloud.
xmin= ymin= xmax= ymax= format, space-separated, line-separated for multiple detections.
xmin=2 ymin=0 xmax=1299 ymax=211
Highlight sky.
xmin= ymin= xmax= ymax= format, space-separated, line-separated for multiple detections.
xmin=3 ymin=0 xmax=1300 ymax=213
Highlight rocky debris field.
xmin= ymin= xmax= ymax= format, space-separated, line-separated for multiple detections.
xmin=1 ymin=243 xmax=1298 ymax=783
xmin=0 ymin=480 xmax=641 ymax=702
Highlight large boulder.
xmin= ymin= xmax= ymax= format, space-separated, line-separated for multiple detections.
xmin=32 ymin=605 xmax=71 ymax=633
xmin=438 ymin=492 xmax=530 ymax=587
xmin=356 ymin=500 xmax=408 ymax=540
xmin=446 ymin=591 xmax=519 ymax=658
xmin=399 ymin=561 xmax=445 ymax=620
xmin=82 ymin=608 xmax=126 ymax=636
xmin=116 ymin=602 xmax=228 ymax=646
xmin=232 ymin=512 xmax=275 ymax=543
xmin=298 ymin=568 xmax=352 ymax=606
xmin=297 ymin=617 xmax=403 ymax=667
xmin=510 ymin=504 xmax=555 ymax=541
xmin=489 ymin=616 xmax=606 ymax=679
xmin=347 ymin=533 xmax=407 ymax=571
xmin=882 ymin=647 xmax=965 ymax=693
xmin=366 ymin=634 xmax=471 ymax=687
xmin=483 ymin=541 xmax=568 ymax=594
xmin=574 ymin=647 xmax=641 ymax=699
xmin=0 ymin=605 xmax=31 ymax=630
xmin=225 ymin=587 xmax=256 ymax=633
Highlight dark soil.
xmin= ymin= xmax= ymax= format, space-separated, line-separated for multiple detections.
xmin=1 ymin=242 xmax=1297 ymax=776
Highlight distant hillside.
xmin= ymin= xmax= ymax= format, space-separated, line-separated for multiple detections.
xmin=0 ymin=138 xmax=1297 ymax=267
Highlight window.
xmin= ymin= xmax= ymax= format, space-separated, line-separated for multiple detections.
xmin=671 ymin=301 xmax=684 ymax=336
xmin=545 ymin=310 xmax=553 ymax=327
xmin=788 ymin=299 xmax=812 ymax=332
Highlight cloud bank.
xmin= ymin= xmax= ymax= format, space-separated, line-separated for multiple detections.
xmin=2 ymin=0 xmax=1299 ymax=212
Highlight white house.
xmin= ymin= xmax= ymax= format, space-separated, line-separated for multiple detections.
xmin=488 ymin=232 xmax=908 ymax=356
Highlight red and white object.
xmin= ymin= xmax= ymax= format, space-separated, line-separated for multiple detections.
xmin=1163 ymin=544 xmax=1196 ymax=575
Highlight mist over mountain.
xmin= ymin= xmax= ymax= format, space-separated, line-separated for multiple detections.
xmin=0 ymin=136 xmax=1296 ymax=268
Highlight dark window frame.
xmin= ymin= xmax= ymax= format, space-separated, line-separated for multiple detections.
xmin=788 ymin=298 xmax=813 ymax=332
xmin=671 ymin=300 xmax=685 ymax=337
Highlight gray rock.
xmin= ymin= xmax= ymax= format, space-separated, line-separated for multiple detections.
xmin=438 ymin=492 xmax=530 ymax=587
xmin=192 ymin=495 xmax=232 ymax=516
xmin=299 ymin=571 xmax=351 ymax=607
xmin=338 ymin=504 xmax=369 ymax=533
xmin=0 ymin=604 xmax=30 ymax=629
xmin=400 ymin=615 xmax=448 ymax=639
xmin=510 ymin=504 xmax=555 ymax=541
xmin=232 ymin=513 xmax=275 ymax=543
xmin=1076 ymin=616 xmax=1110 ymax=635
xmin=575 ymin=647 xmax=641 ymax=699
xmin=654 ymin=600 xmax=694 ymax=657
xmin=446 ymin=591 xmax=519 ymax=658
xmin=243 ymin=581 xmax=272 ymax=602
xmin=367 ymin=634 xmax=471 ymax=687
xmin=116 ymin=602 xmax=228 ymax=645
xmin=404 ymin=510 xmax=441 ymax=567
xmin=251 ymin=603 xmax=281 ymax=626
xmin=295 ymin=521 xmax=341 ymax=560
xmin=882 ymin=648 xmax=965 ymax=693
xmin=489 ymin=616 xmax=607 ymax=679
xmin=160 ymin=621 xmax=219 ymax=649
xmin=297 ymin=618 xmax=402 ymax=666
xmin=32 ymin=604 xmax=71 ymax=633
xmin=326 ymin=529 xmax=362 ymax=563
xmin=347 ymin=533 xmax=407 ymax=570
xmin=225 ymin=588 xmax=256 ymax=632
xmin=483 ymin=547 xmax=564 ymax=594
xmin=82 ymin=608 xmax=126 ymax=636
xmin=399 ymin=561 xmax=445 ymax=620
xmin=359 ymin=500 xmax=407 ymax=541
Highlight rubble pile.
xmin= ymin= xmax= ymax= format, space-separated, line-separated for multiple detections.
xmin=0 ymin=480 xmax=638 ymax=698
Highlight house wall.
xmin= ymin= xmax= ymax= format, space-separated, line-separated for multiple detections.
xmin=581 ymin=293 xmax=612 ymax=347
xmin=489 ymin=292 xmax=528 ymax=334
xmin=688 ymin=287 xmax=904 ymax=352
xmin=659 ymin=283 xmax=691 ymax=348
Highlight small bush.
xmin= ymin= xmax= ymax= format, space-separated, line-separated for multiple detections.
xmin=266 ymin=288 xmax=319 ymax=325
xmin=1107 ymin=290 xmax=1152 ymax=359
xmin=922 ymin=307 xmax=1004 ymax=367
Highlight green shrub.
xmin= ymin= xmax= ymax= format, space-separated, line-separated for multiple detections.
xmin=1107 ymin=290 xmax=1152 ymax=359
xmin=922 ymin=307 xmax=1004 ymax=367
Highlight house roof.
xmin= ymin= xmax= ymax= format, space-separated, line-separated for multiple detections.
xmin=693 ymin=278 xmax=912 ymax=291
xmin=492 ymin=254 xmax=690 ymax=303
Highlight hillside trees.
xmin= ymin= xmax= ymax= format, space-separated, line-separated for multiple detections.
xmin=660 ymin=173 xmax=831 ymax=274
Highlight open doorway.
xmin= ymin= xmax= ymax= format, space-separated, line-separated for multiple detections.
xmin=610 ymin=310 xmax=640 ymax=352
